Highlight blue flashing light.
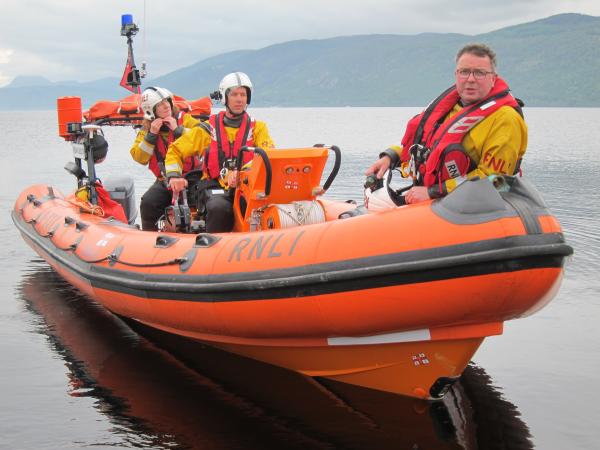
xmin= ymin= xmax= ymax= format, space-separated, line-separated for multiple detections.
xmin=121 ymin=14 xmax=133 ymax=27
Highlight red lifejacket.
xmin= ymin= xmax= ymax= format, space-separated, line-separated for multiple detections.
xmin=148 ymin=112 xmax=200 ymax=178
xmin=400 ymin=77 xmax=521 ymax=188
xmin=202 ymin=111 xmax=255 ymax=180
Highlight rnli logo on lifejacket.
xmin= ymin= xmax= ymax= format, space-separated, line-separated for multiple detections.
xmin=444 ymin=160 xmax=460 ymax=178
xmin=447 ymin=116 xmax=484 ymax=134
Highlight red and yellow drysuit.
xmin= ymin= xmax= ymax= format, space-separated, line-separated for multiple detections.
xmin=382 ymin=77 xmax=528 ymax=198
xmin=165 ymin=111 xmax=274 ymax=187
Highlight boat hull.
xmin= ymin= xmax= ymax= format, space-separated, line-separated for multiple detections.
xmin=13 ymin=178 xmax=572 ymax=399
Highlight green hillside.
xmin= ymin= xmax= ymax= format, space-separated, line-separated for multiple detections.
xmin=153 ymin=13 xmax=600 ymax=107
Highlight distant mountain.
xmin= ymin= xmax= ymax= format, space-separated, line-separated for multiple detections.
xmin=1 ymin=13 xmax=599 ymax=109
xmin=0 ymin=76 xmax=125 ymax=110
xmin=8 ymin=76 xmax=54 ymax=88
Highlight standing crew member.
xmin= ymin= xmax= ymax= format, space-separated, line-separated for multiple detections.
xmin=165 ymin=72 xmax=275 ymax=233
xmin=130 ymin=86 xmax=200 ymax=230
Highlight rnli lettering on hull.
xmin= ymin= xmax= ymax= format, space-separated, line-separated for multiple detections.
xmin=228 ymin=230 xmax=305 ymax=262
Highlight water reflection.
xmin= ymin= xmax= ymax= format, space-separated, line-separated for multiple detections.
xmin=19 ymin=266 xmax=533 ymax=450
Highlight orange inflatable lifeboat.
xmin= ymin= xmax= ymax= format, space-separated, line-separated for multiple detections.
xmin=12 ymin=107 xmax=573 ymax=400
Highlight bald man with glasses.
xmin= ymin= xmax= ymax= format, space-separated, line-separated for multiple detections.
xmin=366 ymin=43 xmax=527 ymax=204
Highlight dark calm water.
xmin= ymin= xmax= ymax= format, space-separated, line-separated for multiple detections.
xmin=2 ymin=108 xmax=599 ymax=449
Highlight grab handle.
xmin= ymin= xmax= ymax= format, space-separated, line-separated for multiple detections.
xmin=237 ymin=146 xmax=272 ymax=197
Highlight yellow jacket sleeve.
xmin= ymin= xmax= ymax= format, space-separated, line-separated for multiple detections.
xmin=443 ymin=106 xmax=528 ymax=194
xmin=181 ymin=113 xmax=200 ymax=129
xmin=129 ymin=130 xmax=154 ymax=166
xmin=252 ymin=121 xmax=275 ymax=149
xmin=165 ymin=125 xmax=211 ymax=177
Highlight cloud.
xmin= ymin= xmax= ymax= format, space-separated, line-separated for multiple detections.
xmin=0 ymin=49 xmax=14 ymax=64
xmin=0 ymin=0 xmax=599 ymax=87
xmin=0 ymin=72 xmax=11 ymax=86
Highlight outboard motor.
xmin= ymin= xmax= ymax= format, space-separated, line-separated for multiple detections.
xmin=103 ymin=175 xmax=137 ymax=225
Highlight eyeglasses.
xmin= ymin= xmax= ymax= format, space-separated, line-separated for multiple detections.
xmin=455 ymin=69 xmax=495 ymax=80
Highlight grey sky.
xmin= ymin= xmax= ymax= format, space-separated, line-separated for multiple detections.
xmin=1 ymin=0 xmax=599 ymax=87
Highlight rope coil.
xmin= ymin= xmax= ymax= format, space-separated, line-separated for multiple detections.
xmin=274 ymin=201 xmax=326 ymax=228
xmin=67 ymin=195 xmax=105 ymax=217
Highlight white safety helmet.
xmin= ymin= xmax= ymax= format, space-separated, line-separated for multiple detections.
xmin=364 ymin=186 xmax=397 ymax=212
xmin=141 ymin=86 xmax=174 ymax=121
xmin=217 ymin=72 xmax=253 ymax=106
